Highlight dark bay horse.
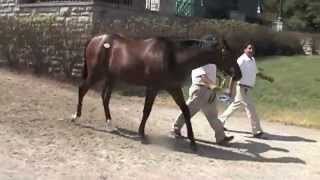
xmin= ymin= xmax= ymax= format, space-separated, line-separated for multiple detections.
xmin=72 ymin=34 xmax=242 ymax=149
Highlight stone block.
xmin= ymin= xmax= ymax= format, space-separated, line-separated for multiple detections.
xmin=71 ymin=12 xmax=81 ymax=16
xmin=78 ymin=16 xmax=90 ymax=22
xmin=60 ymin=7 xmax=70 ymax=16
xmin=56 ymin=16 xmax=65 ymax=22
xmin=86 ymin=7 xmax=93 ymax=12
xmin=81 ymin=11 xmax=91 ymax=16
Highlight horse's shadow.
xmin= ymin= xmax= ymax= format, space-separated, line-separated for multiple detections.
xmin=226 ymin=129 xmax=317 ymax=143
xmin=145 ymin=135 xmax=305 ymax=164
xmin=73 ymin=122 xmax=305 ymax=164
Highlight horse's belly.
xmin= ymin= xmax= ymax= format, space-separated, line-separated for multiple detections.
xmin=110 ymin=67 xmax=149 ymax=85
xmin=116 ymin=70 xmax=173 ymax=87
xmin=109 ymin=63 xmax=184 ymax=88
xmin=125 ymin=73 xmax=184 ymax=88
xmin=123 ymin=72 xmax=161 ymax=85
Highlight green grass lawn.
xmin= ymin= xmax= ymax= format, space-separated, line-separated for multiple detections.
xmin=254 ymin=55 xmax=320 ymax=128
xmin=116 ymin=55 xmax=320 ymax=128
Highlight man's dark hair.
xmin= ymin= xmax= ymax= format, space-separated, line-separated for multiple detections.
xmin=243 ymin=41 xmax=255 ymax=50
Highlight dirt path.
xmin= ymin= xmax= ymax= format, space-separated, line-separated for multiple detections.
xmin=0 ymin=68 xmax=319 ymax=180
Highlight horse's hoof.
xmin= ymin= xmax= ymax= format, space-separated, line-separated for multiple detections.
xmin=138 ymin=132 xmax=145 ymax=139
xmin=190 ymin=142 xmax=198 ymax=152
xmin=105 ymin=125 xmax=117 ymax=132
xmin=141 ymin=137 xmax=150 ymax=144
xmin=105 ymin=121 xmax=117 ymax=132
xmin=105 ymin=126 xmax=117 ymax=133
xmin=71 ymin=113 xmax=79 ymax=122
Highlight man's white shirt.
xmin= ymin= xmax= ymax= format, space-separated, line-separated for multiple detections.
xmin=237 ymin=53 xmax=257 ymax=87
xmin=191 ymin=64 xmax=216 ymax=85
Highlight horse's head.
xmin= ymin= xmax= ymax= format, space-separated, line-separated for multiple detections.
xmin=176 ymin=34 xmax=242 ymax=81
xmin=220 ymin=38 xmax=242 ymax=81
xmin=207 ymin=36 xmax=242 ymax=81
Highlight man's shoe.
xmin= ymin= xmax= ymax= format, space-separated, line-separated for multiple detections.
xmin=169 ymin=128 xmax=182 ymax=138
xmin=217 ymin=135 xmax=234 ymax=145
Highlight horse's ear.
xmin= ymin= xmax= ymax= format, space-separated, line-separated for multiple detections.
xmin=201 ymin=34 xmax=218 ymax=47
xmin=221 ymin=37 xmax=231 ymax=52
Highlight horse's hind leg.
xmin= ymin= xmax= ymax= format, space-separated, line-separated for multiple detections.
xmin=167 ymin=88 xmax=197 ymax=151
xmin=72 ymin=74 xmax=100 ymax=122
xmin=72 ymin=80 xmax=91 ymax=122
xmin=101 ymin=78 xmax=116 ymax=132
xmin=138 ymin=88 xmax=158 ymax=138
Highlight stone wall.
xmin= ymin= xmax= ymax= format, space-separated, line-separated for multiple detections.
xmin=0 ymin=1 xmax=208 ymax=79
xmin=0 ymin=0 xmax=16 ymax=16
xmin=301 ymin=38 xmax=313 ymax=55
xmin=0 ymin=2 xmax=107 ymax=78
xmin=297 ymin=33 xmax=320 ymax=56
xmin=15 ymin=2 xmax=93 ymax=26
xmin=0 ymin=1 xmax=307 ymax=80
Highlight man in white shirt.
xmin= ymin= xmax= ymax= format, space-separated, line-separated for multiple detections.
xmin=219 ymin=42 xmax=265 ymax=138
xmin=171 ymin=64 xmax=233 ymax=145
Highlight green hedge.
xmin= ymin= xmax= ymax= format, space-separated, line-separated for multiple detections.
xmin=0 ymin=16 xmax=304 ymax=79
xmin=212 ymin=20 xmax=304 ymax=57
xmin=93 ymin=16 xmax=304 ymax=57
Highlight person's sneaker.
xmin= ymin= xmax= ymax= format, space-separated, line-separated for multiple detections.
xmin=169 ymin=128 xmax=182 ymax=138
xmin=217 ymin=135 xmax=234 ymax=145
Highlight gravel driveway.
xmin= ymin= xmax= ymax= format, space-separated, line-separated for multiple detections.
xmin=0 ymin=68 xmax=319 ymax=180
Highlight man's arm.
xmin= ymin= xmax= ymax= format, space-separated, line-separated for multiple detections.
xmin=227 ymin=77 xmax=236 ymax=98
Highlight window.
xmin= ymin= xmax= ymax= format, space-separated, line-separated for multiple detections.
xmin=103 ymin=0 xmax=132 ymax=6
xmin=146 ymin=0 xmax=160 ymax=11
xmin=18 ymin=0 xmax=132 ymax=4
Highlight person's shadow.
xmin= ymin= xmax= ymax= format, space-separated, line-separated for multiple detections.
xmin=73 ymin=122 xmax=306 ymax=164
xmin=226 ymin=129 xmax=317 ymax=143
xmin=159 ymin=136 xmax=304 ymax=164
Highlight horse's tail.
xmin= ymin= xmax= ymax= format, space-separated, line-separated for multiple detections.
xmin=82 ymin=58 xmax=88 ymax=79
xmin=100 ymin=34 xmax=112 ymax=70
xmin=82 ymin=40 xmax=90 ymax=79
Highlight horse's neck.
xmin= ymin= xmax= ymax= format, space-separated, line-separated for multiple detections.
xmin=176 ymin=48 xmax=219 ymax=72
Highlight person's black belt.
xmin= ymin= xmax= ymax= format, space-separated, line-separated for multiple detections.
xmin=239 ymin=84 xmax=253 ymax=89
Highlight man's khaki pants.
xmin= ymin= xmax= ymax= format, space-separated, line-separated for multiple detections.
xmin=173 ymin=85 xmax=225 ymax=142
xmin=219 ymin=85 xmax=263 ymax=134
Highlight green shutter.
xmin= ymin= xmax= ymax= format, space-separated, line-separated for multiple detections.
xmin=176 ymin=0 xmax=194 ymax=16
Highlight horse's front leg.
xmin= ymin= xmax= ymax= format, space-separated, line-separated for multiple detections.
xmin=167 ymin=88 xmax=197 ymax=151
xmin=101 ymin=79 xmax=116 ymax=132
xmin=138 ymin=88 xmax=158 ymax=138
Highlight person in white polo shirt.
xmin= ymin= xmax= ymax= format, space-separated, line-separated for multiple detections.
xmin=219 ymin=42 xmax=271 ymax=138
xmin=171 ymin=64 xmax=234 ymax=145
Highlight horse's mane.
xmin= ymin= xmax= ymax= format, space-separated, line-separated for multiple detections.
xmin=176 ymin=38 xmax=217 ymax=59
xmin=177 ymin=39 xmax=213 ymax=49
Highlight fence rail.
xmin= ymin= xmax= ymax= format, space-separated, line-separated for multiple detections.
xmin=23 ymin=0 xmax=134 ymax=5
xmin=21 ymin=0 xmax=93 ymax=3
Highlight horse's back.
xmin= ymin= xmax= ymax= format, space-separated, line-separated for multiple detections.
xmin=108 ymin=36 xmax=179 ymax=86
xmin=84 ymin=34 xmax=181 ymax=87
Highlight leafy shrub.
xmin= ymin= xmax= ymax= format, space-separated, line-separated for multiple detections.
xmin=202 ymin=20 xmax=304 ymax=57
xmin=0 ymin=15 xmax=305 ymax=81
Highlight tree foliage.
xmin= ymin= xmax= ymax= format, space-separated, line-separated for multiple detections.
xmin=263 ymin=0 xmax=320 ymax=32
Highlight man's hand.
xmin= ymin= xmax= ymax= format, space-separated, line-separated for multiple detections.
xmin=209 ymin=84 xmax=222 ymax=92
